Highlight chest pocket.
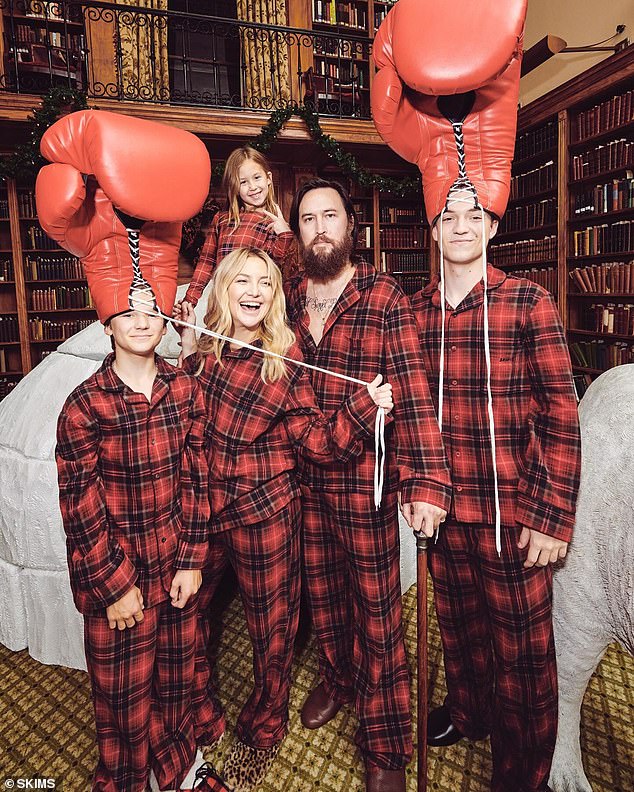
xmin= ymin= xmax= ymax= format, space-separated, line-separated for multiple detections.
xmin=481 ymin=338 xmax=529 ymax=395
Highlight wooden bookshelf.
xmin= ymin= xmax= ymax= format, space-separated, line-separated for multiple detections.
xmin=503 ymin=46 xmax=633 ymax=394
xmin=1 ymin=0 xmax=86 ymax=93
xmin=0 ymin=177 xmax=97 ymax=391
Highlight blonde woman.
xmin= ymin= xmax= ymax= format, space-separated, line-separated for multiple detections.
xmin=175 ymin=247 xmax=393 ymax=790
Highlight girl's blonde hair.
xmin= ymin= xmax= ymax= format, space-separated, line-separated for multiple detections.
xmin=197 ymin=247 xmax=295 ymax=383
xmin=222 ymin=146 xmax=277 ymax=229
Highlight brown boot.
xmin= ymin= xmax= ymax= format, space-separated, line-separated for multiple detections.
xmin=300 ymin=682 xmax=343 ymax=729
xmin=222 ymin=740 xmax=280 ymax=792
xmin=365 ymin=767 xmax=406 ymax=792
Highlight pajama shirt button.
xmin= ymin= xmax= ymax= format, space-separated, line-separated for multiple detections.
xmin=154 ymin=473 xmax=160 ymax=479
xmin=161 ymin=537 xmax=166 ymax=543
xmin=456 ymin=485 xmax=463 ymax=492
xmin=451 ymin=379 xmax=458 ymax=386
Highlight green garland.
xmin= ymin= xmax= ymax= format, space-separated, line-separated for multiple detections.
xmin=0 ymin=87 xmax=420 ymax=198
xmin=0 ymin=86 xmax=89 ymax=181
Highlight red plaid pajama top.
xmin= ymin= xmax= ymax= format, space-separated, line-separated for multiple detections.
xmin=184 ymin=341 xmax=380 ymax=532
xmin=411 ymin=266 xmax=581 ymax=542
xmin=285 ymin=261 xmax=452 ymax=508
xmin=56 ymin=353 xmax=210 ymax=615
xmin=184 ymin=210 xmax=297 ymax=307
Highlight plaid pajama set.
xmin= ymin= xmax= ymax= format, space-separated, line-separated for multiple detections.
xmin=285 ymin=262 xmax=452 ymax=771
xmin=412 ymin=266 xmax=582 ymax=792
xmin=184 ymin=342 xmax=379 ymax=750
xmin=56 ymin=354 xmax=210 ymax=792
xmin=184 ymin=210 xmax=297 ymax=307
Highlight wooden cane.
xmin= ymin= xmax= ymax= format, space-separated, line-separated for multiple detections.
xmin=417 ymin=533 xmax=429 ymax=792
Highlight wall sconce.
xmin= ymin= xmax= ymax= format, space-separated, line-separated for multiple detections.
xmin=521 ymin=25 xmax=628 ymax=76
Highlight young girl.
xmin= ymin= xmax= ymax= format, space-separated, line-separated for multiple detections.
xmin=176 ymin=247 xmax=392 ymax=792
xmin=182 ymin=146 xmax=297 ymax=309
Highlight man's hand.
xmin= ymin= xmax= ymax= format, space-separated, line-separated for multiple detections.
xmin=106 ymin=586 xmax=144 ymax=631
xmin=400 ymin=501 xmax=447 ymax=537
xmin=170 ymin=569 xmax=202 ymax=608
xmin=517 ymin=526 xmax=568 ymax=568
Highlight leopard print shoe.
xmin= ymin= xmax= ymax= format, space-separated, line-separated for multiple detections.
xmin=221 ymin=740 xmax=280 ymax=792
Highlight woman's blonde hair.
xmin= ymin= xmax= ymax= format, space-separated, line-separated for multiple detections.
xmin=222 ymin=146 xmax=277 ymax=229
xmin=197 ymin=247 xmax=295 ymax=383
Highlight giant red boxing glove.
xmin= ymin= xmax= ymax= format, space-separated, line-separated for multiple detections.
xmin=35 ymin=111 xmax=211 ymax=322
xmin=371 ymin=0 xmax=526 ymax=222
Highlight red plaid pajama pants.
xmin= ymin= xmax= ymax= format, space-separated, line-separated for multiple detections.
xmin=429 ymin=521 xmax=558 ymax=792
xmin=193 ymin=498 xmax=301 ymax=749
xmin=302 ymin=488 xmax=412 ymax=770
xmin=83 ymin=595 xmax=199 ymax=792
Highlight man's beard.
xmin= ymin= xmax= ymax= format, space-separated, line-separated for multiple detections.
xmin=302 ymin=232 xmax=354 ymax=280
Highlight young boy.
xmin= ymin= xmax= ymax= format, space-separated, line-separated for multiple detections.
xmin=56 ymin=302 xmax=214 ymax=792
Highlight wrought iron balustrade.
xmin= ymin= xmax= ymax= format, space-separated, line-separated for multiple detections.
xmin=0 ymin=0 xmax=373 ymax=119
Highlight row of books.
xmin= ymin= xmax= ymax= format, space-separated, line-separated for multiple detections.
xmin=569 ymin=260 xmax=634 ymax=294
xmin=572 ymin=174 xmax=634 ymax=216
xmin=379 ymin=206 xmax=423 ymax=224
xmin=313 ymin=59 xmax=367 ymax=87
xmin=489 ymin=235 xmax=557 ymax=267
xmin=510 ymin=161 xmax=556 ymax=201
xmin=379 ymin=227 xmax=426 ymax=247
xmin=12 ymin=23 xmax=83 ymax=49
xmin=514 ymin=119 xmax=557 ymax=162
xmin=17 ymin=191 xmax=36 ymax=218
xmin=573 ymin=90 xmax=633 ymax=142
xmin=571 ymin=220 xmax=633 ymax=258
xmin=0 ymin=199 xmax=9 ymax=219
xmin=1 ymin=260 xmax=15 ymax=282
xmin=571 ymin=139 xmax=631 ymax=181
xmin=24 ymin=224 xmax=57 ymax=251
xmin=313 ymin=1 xmax=368 ymax=29
xmin=0 ymin=379 xmax=18 ymax=401
xmin=0 ymin=317 xmax=20 ymax=342
xmin=498 ymin=197 xmax=557 ymax=234
xmin=24 ymin=255 xmax=83 ymax=280
xmin=382 ymin=251 xmax=427 ymax=271
xmin=394 ymin=274 xmax=428 ymax=296
xmin=575 ymin=302 xmax=634 ymax=336
xmin=569 ymin=340 xmax=634 ymax=371
xmin=30 ymin=286 xmax=95 ymax=311
xmin=510 ymin=266 xmax=557 ymax=295
xmin=29 ymin=317 xmax=93 ymax=341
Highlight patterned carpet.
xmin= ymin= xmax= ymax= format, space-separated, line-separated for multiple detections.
xmin=0 ymin=583 xmax=632 ymax=792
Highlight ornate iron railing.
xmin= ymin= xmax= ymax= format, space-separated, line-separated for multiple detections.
xmin=0 ymin=0 xmax=373 ymax=118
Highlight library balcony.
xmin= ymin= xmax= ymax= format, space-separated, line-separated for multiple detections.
xmin=0 ymin=0 xmax=375 ymax=131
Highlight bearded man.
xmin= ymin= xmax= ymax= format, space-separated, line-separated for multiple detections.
xmin=285 ymin=178 xmax=452 ymax=792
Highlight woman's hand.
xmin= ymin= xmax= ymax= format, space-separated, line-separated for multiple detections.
xmin=367 ymin=374 xmax=394 ymax=413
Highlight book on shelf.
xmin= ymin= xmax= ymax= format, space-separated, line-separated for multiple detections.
xmin=379 ymin=205 xmax=423 ymax=224
xmin=0 ymin=199 xmax=9 ymax=219
xmin=574 ymin=302 xmax=634 ymax=335
xmin=573 ymin=89 xmax=633 ymax=141
xmin=23 ymin=255 xmax=83 ymax=280
xmin=569 ymin=339 xmax=634 ymax=370
xmin=0 ymin=380 xmax=18 ymax=400
xmin=571 ymin=139 xmax=632 ymax=180
xmin=572 ymin=220 xmax=633 ymax=257
xmin=489 ymin=235 xmax=557 ymax=267
xmin=29 ymin=317 xmax=94 ymax=342
xmin=379 ymin=226 xmax=426 ymax=247
xmin=0 ymin=316 xmax=20 ymax=343
xmin=313 ymin=0 xmax=367 ymax=29
xmin=25 ymin=224 xmax=59 ymax=251
xmin=358 ymin=226 xmax=372 ymax=248
xmin=1 ymin=260 xmax=15 ymax=281
xmin=17 ymin=191 xmax=36 ymax=217
xmin=572 ymin=371 xmax=593 ymax=400
xmin=572 ymin=173 xmax=634 ymax=216
xmin=510 ymin=160 xmax=556 ymax=200
xmin=380 ymin=251 xmax=427 ymax=271
xmin=569 ymin=260 xmax=633 ymax=294
xmin=393 ymin=274 xmax=427 ymax=296
xmin=30 ymin=286 xmax=94 ymax=311
xmin=0 ymin=348 xmax=6 ymax=373
xmin=498 ymin=197 xmax=557 ymax=234
xmin=514 ymin=119 xmax=558 ymax=161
